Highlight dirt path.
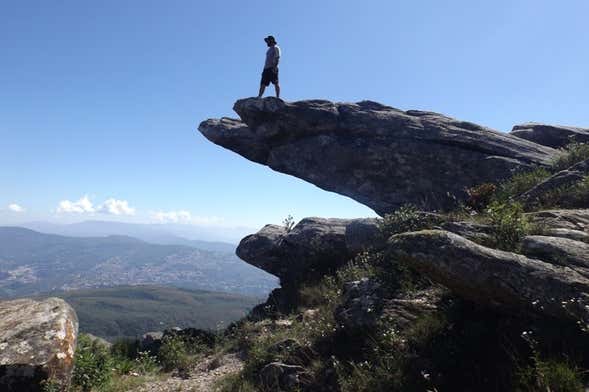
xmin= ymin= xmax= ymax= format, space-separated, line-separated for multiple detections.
xmin=131 ymin=353 xmax=243 ymax=392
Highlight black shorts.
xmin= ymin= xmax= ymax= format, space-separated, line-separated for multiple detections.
xmin=261 ymin=67 xmax=279 ymax=86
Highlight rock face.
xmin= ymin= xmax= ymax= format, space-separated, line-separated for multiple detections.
xmin=439 ymin=221 xmax=494 ymax=244
xmin=0 ymin=298 xmax=78 ymax=392
xmin=199 ymin=98 xmax=557 ymax=214
xmin=511 ymin=123 xmax=589 ymax=149
xmin=382 ymin=289 xmax=441 ymax=331
xmin=335 ymin=278 xmax=382 ymax=331
xmin=526 ymin=209 xmax=589 ymax=231
xmin=542 ymin=228 xmax=589 ymax=242
xmin=521 ymin=235 xmax=589 ymax=278
xmin=389 ymin=230 xmax=589 ymax=326
xmin=236 ymin=217 xmax=382 ymax=285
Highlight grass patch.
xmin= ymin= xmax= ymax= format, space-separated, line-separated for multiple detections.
xmin=516 ymin=356 xmax=585 ymax=392
xmin=215 ymin=373 xmax=259 ymax=392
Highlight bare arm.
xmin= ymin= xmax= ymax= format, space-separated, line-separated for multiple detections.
xmin=273 ymin=47 xmax=281 ymax=69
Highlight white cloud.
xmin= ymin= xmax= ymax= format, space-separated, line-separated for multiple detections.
xmin=8 ymin=203 xmax=25 ymax=213
xmin=150 ymin=210 xmax=223 ymax=225
xmin=97 ymin=198 xmax=135 ymax=216
xmin=56 ymin=196 xmax=136 ymax=216
xmin=57 ymin=196 xmax=95 ymax=214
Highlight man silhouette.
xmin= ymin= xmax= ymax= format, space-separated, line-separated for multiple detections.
xmin=258 ymin=35 xmax=281 ymax=98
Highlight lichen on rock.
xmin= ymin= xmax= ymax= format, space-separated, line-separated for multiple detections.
xmin=0 ymin=297 xmax=78 ymax=392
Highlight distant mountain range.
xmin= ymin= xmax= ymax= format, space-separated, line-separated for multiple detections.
xmin=19 ymin=220 xmax=255 ymax=246
xmin=43 ymin=285 xmax=261 ymax=341
xmin=0 ymin=226 xmax=278 ymax=298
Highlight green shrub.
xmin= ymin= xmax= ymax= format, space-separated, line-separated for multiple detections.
xmin=495 ymin=168 xmax=551 ymax=201
xmin=540 ymin=360 xmax=584 ymax=392
xmin=465 ymin=183 xmax=497 ymax=212
xmin=553 ymin=142 xmax=589 ymax=171
xmin=157 ymin=335 xmax=190 ymax=372
xmin=40 ymin=378 xmax=62 ymax=392
xmin=299 ymin=254 xmax=376 ymax=309
xmin=336 ymin=310 xmax=451 ymax=392
xmin=517 ymin=358 xmax=584 ymax=392
xmin=134 ymin=350 xmax=159 ymax=374
xmin=379 ymin=204 xmax=438 ymax=238
xmin=72 ymin=334 xmax=113 ymax=392
xmin=405 ymin=313 xmax=448 ymax=351
xmin=486 ymin=201 xmax=529 ymax=251
xmin=564 ymin=176 xmax=589 ymax=206
xmin=112 ymin=357 xmax=134 ymax=376
xmin=537 ymin=176 xmax=589 ymax=209
xmin=110 ymin=338 xmax=140 ymax=359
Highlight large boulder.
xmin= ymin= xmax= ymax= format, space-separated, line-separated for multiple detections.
xmin=236 ymin=217 xmax=382 ymax=286
xmin=0 ymin=298 xmax=78 ymax=392
xmin=511 ymin=123 xmax=589 ymax=149
xmin=199 ymin=98 xmax=557 ymax=214
xmin=389 ymin=230 xmax=589 ymax=326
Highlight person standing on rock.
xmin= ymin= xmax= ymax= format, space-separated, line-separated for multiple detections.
xmin=258 ymin=35 xmax=281 ymax=99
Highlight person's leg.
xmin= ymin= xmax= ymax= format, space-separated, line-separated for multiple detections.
xmin=274 ymin=82 xmax=280 ymax=99
xmin=258 ymin=84 xmax=266 ymax=98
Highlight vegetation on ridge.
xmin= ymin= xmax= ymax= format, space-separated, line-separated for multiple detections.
xmin=65 ymin=142 xmax=589 ymax=391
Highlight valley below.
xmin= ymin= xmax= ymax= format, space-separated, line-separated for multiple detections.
xmin=0 ymin=227 xmax=278 ymax=299
xmin=45 ymin=285 xmax=262 ymax=341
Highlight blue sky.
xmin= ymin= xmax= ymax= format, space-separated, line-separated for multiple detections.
xmin=1 ymin=0 xmax=588 ymax=229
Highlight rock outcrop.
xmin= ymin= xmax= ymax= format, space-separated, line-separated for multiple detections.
xmin=0 ymin=298 xmax=78 ymax=392
xmin=335 ymin=278 xmax=382 ymax=331
xmin=237 ymin=217 xmax=382 ymax=286
xmin=511 ymin=123 xmax=589 ymax=149
xmin=389 ymin=230 xmax=589 ymax=326
xmin=439 ymin=221 xmax=494 ymax=244
xmin=526 ymin=209 xmax=589 ymax=232
xmin=521 ymin=235 xmax=589 ymax=278
xmin=199 ymin=98 xmax=558 ymax=213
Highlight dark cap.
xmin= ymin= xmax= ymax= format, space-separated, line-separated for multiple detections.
xmin=264 ymin=35 xmax=277 ymax=44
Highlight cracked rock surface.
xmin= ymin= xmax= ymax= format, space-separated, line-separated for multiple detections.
xmin=0 ymin=297 xmax=78 ymax=392
xmin=199 ymin=98 xmax=558 ymax=213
